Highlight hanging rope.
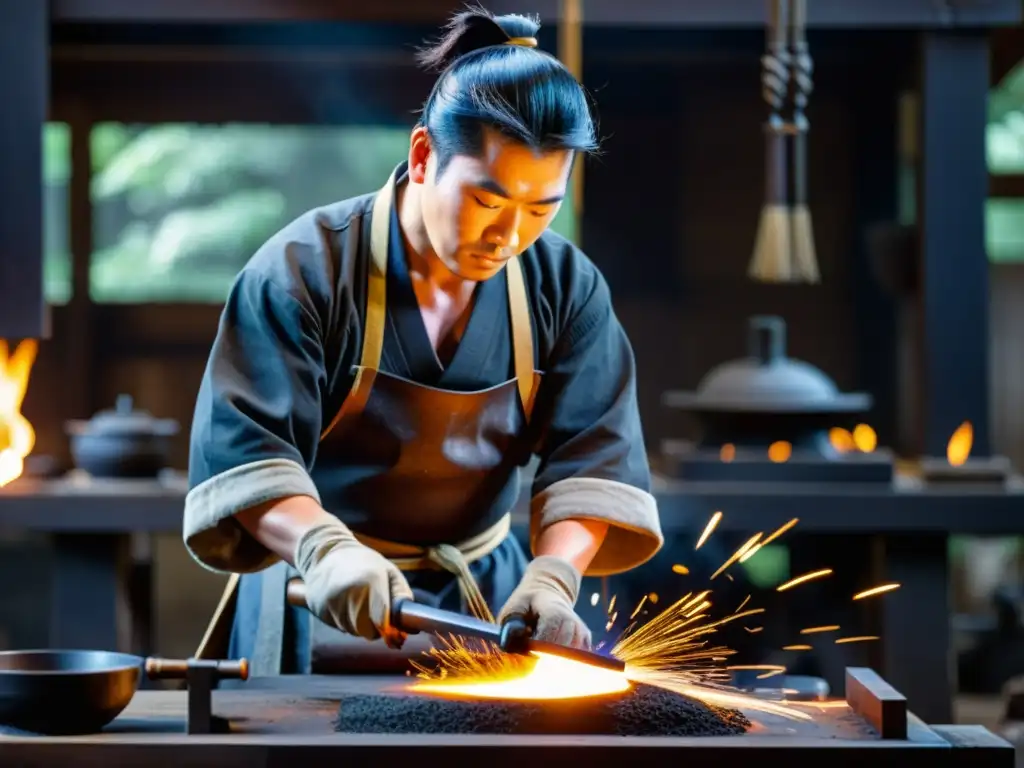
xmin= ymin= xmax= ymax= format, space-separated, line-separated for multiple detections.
xmin=748 ymin=0 xmax=820 ymax=284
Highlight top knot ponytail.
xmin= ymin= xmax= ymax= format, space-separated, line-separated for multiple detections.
xmin=415 ymin=6 xmax=541 ymax=73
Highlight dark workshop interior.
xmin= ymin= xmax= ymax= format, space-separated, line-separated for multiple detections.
xmin=2 ymin=0 xmax=1024 ymax=764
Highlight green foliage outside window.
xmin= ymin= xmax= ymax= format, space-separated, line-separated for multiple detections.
xmin=41 ymin=122 xmax=579 ymax=304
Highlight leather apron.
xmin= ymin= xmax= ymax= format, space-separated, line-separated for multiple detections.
xmin=221 ymin=169 xmax=542 ymax=675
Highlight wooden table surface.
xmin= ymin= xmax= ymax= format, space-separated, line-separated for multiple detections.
xmin=0 ymin=676 xmax=1012 ymax=767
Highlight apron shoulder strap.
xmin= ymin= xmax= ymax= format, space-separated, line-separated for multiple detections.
xmin=359 ymin=178 xmax=393 ymax=371
xmin=349 ymin=168 xmax=537 ymax=419
xmin=504 ymin=256 xmax=536 ymax=418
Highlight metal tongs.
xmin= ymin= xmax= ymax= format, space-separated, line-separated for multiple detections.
xmin=286 ymin=580 xmax=625 ymax=673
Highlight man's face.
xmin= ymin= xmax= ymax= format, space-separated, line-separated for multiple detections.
xmin=409 ymin=126 xmax=573 ymax=281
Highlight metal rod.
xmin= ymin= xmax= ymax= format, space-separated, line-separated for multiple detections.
xmin=287 ymin=580 xmax=626 ymax=672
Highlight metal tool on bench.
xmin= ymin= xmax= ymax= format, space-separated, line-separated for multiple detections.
xmin=0 ymin=649 xmax=248 ymax=735
xmin=285 ymin=579 xmax=627 ymax=673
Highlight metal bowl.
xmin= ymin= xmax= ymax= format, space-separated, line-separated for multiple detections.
xmin=0 ymin=650 xmax=142 ymax=735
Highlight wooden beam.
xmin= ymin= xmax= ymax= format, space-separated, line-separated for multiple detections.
xmin=917 ymin=32 xmax=991 ymax=458
xmin=989 ymin=174 xmax=1024 ymax=198
xmin=845 ymin=667 xmax=908 ymax=739
xmin=50 ymin=0 xmax=1022 ymax=28
xmin=0 ymin=0 xmax=48 ymax=339
xmin=991 ymin=28 xmax=1024 ymax=87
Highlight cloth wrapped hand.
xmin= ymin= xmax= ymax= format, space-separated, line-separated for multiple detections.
xmin=294 ymin=521 xmax=414 ymax=647
xmin=497 ymin=555 xmax=591 ymax=648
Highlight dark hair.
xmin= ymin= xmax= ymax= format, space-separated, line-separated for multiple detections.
xmin=416 ymin=5 xmax=599 ymax=174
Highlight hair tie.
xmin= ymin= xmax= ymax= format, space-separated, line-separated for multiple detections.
xmin=506 ymin=36 xmax=538 ymax=48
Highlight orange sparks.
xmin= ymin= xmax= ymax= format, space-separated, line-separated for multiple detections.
xmin=711 ymin=533 xmax=763 ymax=580
xmin=835 ymin=636 xmax=879 ymax=644
xmin=759 ymin=517 xmax=799 ymax=548
xmin=726 ymin=664 xmax=785 ymax=672
xmin=695 ymin=511 xmax=722 ymax=550
xmin=853 ymin=583 xmax=901 ymax=600
xmin=720 ymin=443 xmax=736 ymax=462
xmin=629 ymin=595 xmax=648 ymax=620
xmin=799 ymin=625 xmax=840 ymax=635
xmin=947 ymin=422 xmax=973 ymax=466
xmin=744 ymin=626 xmax=764 ymax=633
xmin=783 ymin=645 xmax=812 ymax=651
xmin=757 ymin=668 xmax=785 ymax=680
xmin=647 ymin=592 xmax=659 ymax=604
xmin=672 ymin=564 xmax=690 ymax=575
xmin=767 ymin=440 xmax=792 ymax=463
xmin=740 ymin=517 xmax=798 ymax=563
xmin=776 ymin=568 xmax=833 ymax=592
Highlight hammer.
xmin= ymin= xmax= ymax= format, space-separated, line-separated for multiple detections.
xmin=285 ymin=579 xmax=626 ymax=673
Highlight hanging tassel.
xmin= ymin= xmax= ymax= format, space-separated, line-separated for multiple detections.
xmin=560 ymin=0 xmax=584 ymax=244
xmin=787 ymin=0 xmax=820 ymax=282
xmin=748 ymin=0 xmax=793 ymax=282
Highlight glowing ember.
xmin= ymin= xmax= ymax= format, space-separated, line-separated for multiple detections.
xmin=0 ymin=340 xmax=38 ymax=488
xmin=852 ymin=424 xmax=877 ymax=452
xmin=719 ymin=443 xmax=736 ymax=462
xmin=783 ymin=645 xmax=812 ymax=651
xmin=672 ymin=563 xmax=690 ymax=575
xmin=829 ymin=427 xmax=855 ymax=453
xmin=947 ymin=421 xmax=973 ymax=466
xmin=411 ymin=652 xmax=631 ymax=700
xmin=767 ymin=440 xmax=791 ymax=463
xmin=835 ymin=636 xmax=878 ymax=644
xmin=830 ymin=425 xmax=876 ymax=453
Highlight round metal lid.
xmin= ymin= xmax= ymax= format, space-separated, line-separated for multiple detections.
xmin=663 ymin=316 xmax=872 ymax=414
xmin=78 ymin=395 xmax=180 ymax=437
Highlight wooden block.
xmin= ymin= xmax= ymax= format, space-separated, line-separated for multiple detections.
xmin=845 ymin=667 xmax=907 ymax=740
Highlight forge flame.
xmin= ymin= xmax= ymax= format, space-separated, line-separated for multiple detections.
xmin=410 ymin=651 xmax=631 ymax=700
xmin=0 ymin=340 xmax=37 ymax=487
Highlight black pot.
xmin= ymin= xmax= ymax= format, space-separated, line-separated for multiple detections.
xmin=663 ymin=316 xmax=872 ymax=450
xmin=65 ymin=395 xmax=179 ymax=479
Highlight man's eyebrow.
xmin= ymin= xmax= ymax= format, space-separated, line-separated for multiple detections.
xmin=475 ymin=178 xmax=564 ymax=205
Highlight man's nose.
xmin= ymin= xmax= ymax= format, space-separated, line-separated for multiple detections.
xmin=488 ymin=208 xmax=522 ymax=251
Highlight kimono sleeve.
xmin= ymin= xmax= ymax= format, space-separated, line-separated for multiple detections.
xmin=183 ymin=269 xmax=328 ymax=573
xmin=530 ymin=271 xmax=663 ymax=576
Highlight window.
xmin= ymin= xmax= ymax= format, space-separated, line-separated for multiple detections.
xmin=89 ymin=123 xmax=581 ymax=303
xmin=43 ymin=122 xmax=71 ymax=305
xmin=988 ymin=64 xmax=1024 ymax=263
xmin=90 ymin=124 xmax=410 ymax=303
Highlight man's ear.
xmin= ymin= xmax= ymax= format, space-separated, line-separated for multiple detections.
xmin=408 ymin=126 xmax=431 ymax=184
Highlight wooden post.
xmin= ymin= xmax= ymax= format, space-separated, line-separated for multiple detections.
xmin=0 ymin=0 xmax=48 ymax=338
xmin=559 ymin=0 xmax=584 ymax=244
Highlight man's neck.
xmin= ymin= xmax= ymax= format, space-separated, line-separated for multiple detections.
xmin=396 ymin=181 xmax=473 ymax=299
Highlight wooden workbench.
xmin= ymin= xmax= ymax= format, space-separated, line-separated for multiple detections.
xmin=0 ymin=675 xmax=1012 ymax=767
